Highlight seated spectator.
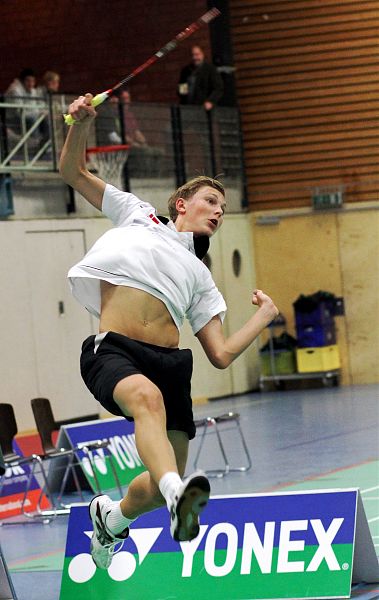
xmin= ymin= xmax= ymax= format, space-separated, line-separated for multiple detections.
xmin=5 ymin=68 xmax=41 ymax=125
xmin=120 ymin=90 xmax=163 ymax=178
xmin=5 ymin=68 xmax=44 ymax=146
xmin=178 ymin=45 xmax=224 ymax=111
xmin=35 ymin=71 xmax=61 ymax=150
xmin=95 ymin=93 xmax=123 ymax=146
xmin=37 ymin=71 xmax=60 ymax=97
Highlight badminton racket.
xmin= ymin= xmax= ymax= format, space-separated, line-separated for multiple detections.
xmin=64 ymin=7 xmax=220 ymax=125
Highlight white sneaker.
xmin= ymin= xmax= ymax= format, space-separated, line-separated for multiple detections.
xmin=170 ymin=471 xmax=210 ymax=542
xmin=88 ymin=494 xmax=129 ymax=569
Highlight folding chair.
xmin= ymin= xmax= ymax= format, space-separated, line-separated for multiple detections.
xmin=0 ymin=403 xmax=54 ymax=523
xmin=31 ymin=398 xmax=123 ymax=503
xmin=193 ymin=412 xmax=252 ymax=478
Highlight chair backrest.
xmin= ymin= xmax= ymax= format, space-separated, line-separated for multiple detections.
xmin=31 ymin=397 xmax=57 ymax=454
xmin=0 ymin=403 xmax=18 ymax=458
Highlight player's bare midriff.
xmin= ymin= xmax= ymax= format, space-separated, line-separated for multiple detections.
xmin=99 ymin=281 xmax=179 ymax=348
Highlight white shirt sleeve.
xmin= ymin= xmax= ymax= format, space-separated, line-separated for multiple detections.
xmin=101 ymin=184 xmax=154 ymax=226
xmin=186 ymin=268 xmax=227 ymax=335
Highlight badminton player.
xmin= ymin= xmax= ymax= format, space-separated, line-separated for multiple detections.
xmin=60 ymin=93 xmax=278 ymax=569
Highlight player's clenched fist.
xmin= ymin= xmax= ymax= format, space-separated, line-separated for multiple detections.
xmin=252 ymin=289 xmax=279 ymax=324
xmin=68 ymin=93 xmax=97 ymax=122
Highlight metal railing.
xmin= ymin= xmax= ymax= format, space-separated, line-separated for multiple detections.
xmin=0 ymin=93 xmax=247 ymax=207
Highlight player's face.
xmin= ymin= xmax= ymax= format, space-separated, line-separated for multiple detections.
xmin=180 ymin=186 xmax=226 ymax=237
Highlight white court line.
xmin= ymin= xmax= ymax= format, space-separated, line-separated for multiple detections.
xmin=361 ymin=485 xmax=379 ymax=494
xmin=367 ymin=516 xmax=379 ymax=523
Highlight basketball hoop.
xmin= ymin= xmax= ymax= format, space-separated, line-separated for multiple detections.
xmin=86 ymin=144 xmax=129 ymax=190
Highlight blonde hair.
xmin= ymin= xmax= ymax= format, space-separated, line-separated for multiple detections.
xmin=168 ymin=176 xmax=225 ymax=222
xmin=43 ymin=71 xmax=60 ymax=84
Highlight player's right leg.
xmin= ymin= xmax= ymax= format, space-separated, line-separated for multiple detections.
xmin=89 ymin=376 xmax=209 ymax=568
xmin=114 ymin=376 xmax=210 ymax=540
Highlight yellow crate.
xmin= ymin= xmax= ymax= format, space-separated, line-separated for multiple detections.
xmin=296 ymin=345 xmax=340 ymax=373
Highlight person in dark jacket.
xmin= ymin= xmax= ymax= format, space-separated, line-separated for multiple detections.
xmin=178 ymin=45 xmax=224 ymax=111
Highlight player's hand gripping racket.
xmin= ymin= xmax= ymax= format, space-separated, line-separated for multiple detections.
xmin=64 ymin=8 xmax=220 ymax=125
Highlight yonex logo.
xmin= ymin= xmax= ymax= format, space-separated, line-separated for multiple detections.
xmin=68 ymin=528 xmax=162 ymax=583
xmin=77 ymin=434 xmax=142 ymax=478
xmin=68 ymin=517 xmax=345 ymax=584
xmin=181 ymin=519 xmax=345 ymax=577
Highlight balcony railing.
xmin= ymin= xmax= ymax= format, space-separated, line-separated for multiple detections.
xmin=0 ymin=93 xmax=247 ymax=209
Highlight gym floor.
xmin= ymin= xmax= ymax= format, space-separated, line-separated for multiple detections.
xmin=1 ymin=383 xmax=378 ymax=600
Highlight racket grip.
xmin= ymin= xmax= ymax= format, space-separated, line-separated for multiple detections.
xmin=63 ymin=91 xmax=110 ymax=125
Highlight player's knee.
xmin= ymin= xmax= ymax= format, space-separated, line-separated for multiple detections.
xmin=134 ymin=386 xmax=165 ymax=419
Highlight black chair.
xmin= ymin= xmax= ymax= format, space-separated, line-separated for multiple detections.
xmin=31 ymin=398 xmax=123 ymax=501
xmin=0 ymin=403 xmax=53 ymax=521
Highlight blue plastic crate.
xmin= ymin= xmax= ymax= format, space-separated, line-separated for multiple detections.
xmin=297 ymin=322 xmax=336 ymax=348
xmin=295 ymin=301 xmax=334 ymax=328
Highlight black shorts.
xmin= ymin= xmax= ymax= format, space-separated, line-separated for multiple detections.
xmin=80 ymin=331 xmax=196 ymax=440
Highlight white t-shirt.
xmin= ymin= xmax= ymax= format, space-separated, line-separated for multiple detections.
xmin=68 ymin=184 xmax=226 ymax=334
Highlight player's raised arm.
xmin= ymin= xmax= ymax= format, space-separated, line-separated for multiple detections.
xmin=196 ymin=290 xmax=279 ymax=369
xmin=59 ymin=93 xmax=105 ymax=210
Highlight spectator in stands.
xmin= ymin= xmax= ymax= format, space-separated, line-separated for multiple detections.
xmin=96 ymin=93 xmax=123 ymax=146
xmin=5 ymin=68 xmax=42 ymax=143
xmin=37 ymin=71 xmax=60 ymax=97
xmin=120 ymin=90 xmax=162 ymax=178
xmin=178 ymin=45 xmax=224 ymax=111
xmin=120 ymin=90 xmax=147 ymax=148
xmin=5 ymin=68 xmax=38 ymax=100
xmin=35 ymin=72 xmax=61 ymax=148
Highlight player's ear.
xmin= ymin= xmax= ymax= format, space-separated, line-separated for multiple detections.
xmin=176 ymin=197 xmax=187 ymax=215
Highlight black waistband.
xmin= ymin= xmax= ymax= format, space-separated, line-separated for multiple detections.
xmin=98 ymin=331 xmax=182 ymax=354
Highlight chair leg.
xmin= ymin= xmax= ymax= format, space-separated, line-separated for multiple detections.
xmin=194 ymin=419 xmax=228 ymax=478
xmin=68 ymin=451 xmax=85 ymax=503
xmin=83 ymin=447 xmax=102 ymax=495
xmin=193 ymin=422 xmax=208 ymax=471
xmin=107 ymin=453 xmax=123 ymax=498
xmin=231 ymin=420 xmax=252 ymax=472
xmin=213 ymin=421 xmax=229 ymax=476
xmin=20 ymin=459 xmax=36 ymax=517
xmin=34 ymin=456 xmax=57 ymax=518
xmin=57 ymin=453 xmax=75 ymax=506
xmin=19 ymin=457 xmax=55 ymax=522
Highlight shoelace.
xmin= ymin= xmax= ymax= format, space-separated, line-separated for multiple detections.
xmin=105 ymin=539 xmax=125 ymax=556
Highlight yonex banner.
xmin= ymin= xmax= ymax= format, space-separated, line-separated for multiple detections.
xmin=55 ymin=418 xmax=145 ymax=493
xmin=59 ymin=489 xmax=379 ymax=600
xmin=0 ymin=441 xmax=50 ymax=519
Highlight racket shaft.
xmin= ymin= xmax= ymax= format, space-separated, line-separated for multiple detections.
xmin=64 ymin=8 xmax=220 ymax=125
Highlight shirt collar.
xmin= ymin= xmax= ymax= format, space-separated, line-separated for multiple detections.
xmin=166 ymin=220 xmax=195 ymax=255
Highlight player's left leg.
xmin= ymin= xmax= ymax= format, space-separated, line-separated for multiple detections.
xmin=118 ymin=430 xmax=189 ymax=518
xmin=118 ymin=430 xmax=208 ymax=545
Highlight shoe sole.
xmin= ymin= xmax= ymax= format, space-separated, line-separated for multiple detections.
xmin=88 ymin=494 xmax=110 ymax=569
xmin=173 ymin=475 xmax=210 ymax=542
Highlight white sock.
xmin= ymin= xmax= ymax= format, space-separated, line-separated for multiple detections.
xmin=159 ymin=472 xmax=182 ymax=509
xmin=105 ymin=501 xmax=135 ymax=536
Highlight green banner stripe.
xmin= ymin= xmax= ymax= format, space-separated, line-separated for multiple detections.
xmin=60 ymin=543 xmax=353 ymax=600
